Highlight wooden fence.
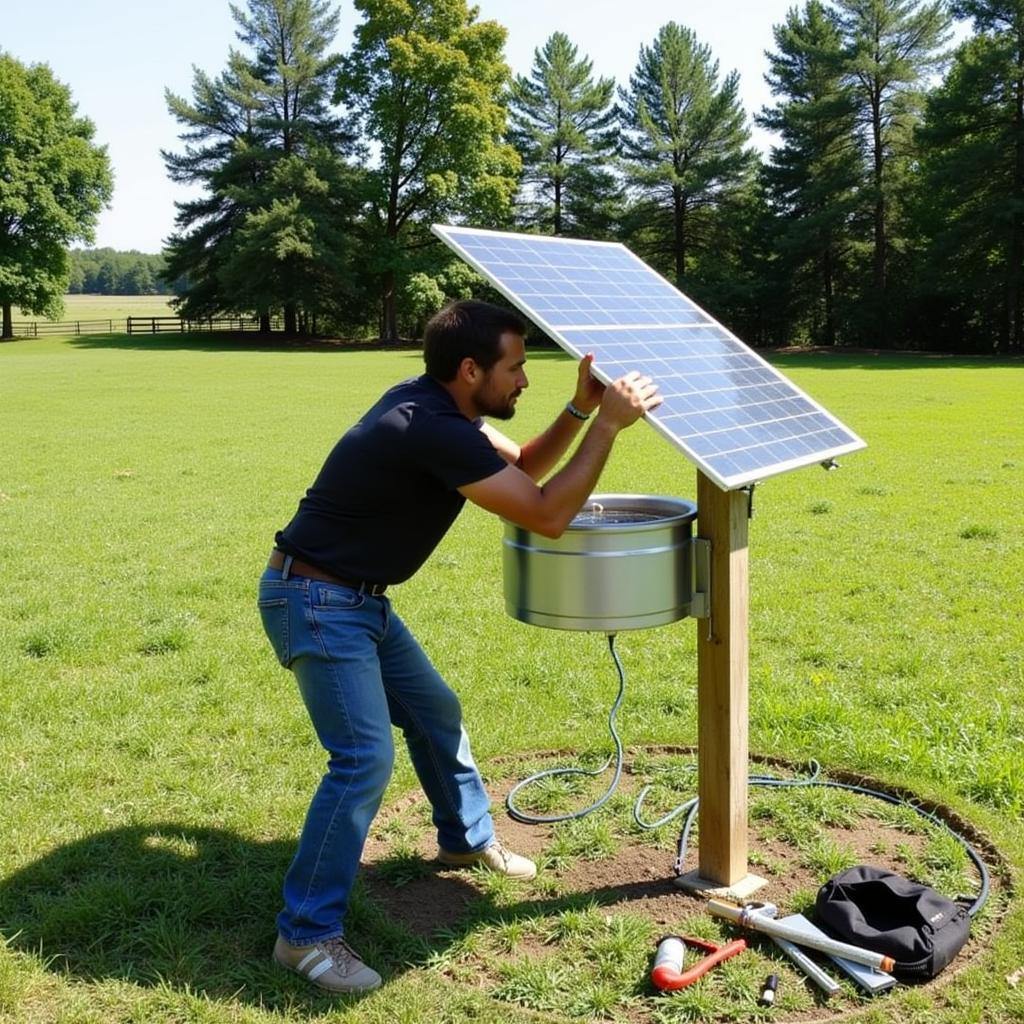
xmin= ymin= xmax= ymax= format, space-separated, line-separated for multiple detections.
xmin=126 ymin=315 xmax=283 ymax=334
xmin=10 ymin=319 xmax=116 ymax=337
xmin=9 ymin=315 xmax=284 ymax=338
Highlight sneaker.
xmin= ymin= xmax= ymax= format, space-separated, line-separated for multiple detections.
xmin=273 ymin=934 xmax=382 ymax=994
xmin=437 ymin=840 xmax=537 ymax=880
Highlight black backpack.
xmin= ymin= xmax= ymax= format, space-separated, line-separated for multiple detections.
xmin=815 ymin=865 xmax=970 ymax=979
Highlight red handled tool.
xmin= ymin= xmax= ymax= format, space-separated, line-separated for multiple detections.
xmin=650 ymin=934 xmax=748 ymax=991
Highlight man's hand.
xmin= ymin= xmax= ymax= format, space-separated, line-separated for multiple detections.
xmin=595 ymin=370 xmax=662 ymax=431
xmin=462 ymin=368 xmax=662 ymax=538
xmin=572 ymin=352 xmax=604 ymax=415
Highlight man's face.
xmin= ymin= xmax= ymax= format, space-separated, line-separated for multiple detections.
xmin=474 ymin=332 xmax=528 ymax=420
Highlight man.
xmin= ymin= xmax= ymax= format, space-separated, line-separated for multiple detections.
xmin=259 ymin=300 xmax=660 ymax=994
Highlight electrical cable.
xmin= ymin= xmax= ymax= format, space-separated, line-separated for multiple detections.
xmin=506 ymin=634 xmax=992 ymax=916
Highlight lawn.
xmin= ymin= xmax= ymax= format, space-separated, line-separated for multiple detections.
xmin=15 ymin=294 xmax=178 ymax=326
xmin=0 ymin=335 xmax=1022 ymax=1023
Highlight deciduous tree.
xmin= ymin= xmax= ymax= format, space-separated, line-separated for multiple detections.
xmin=335 ymin=0 xmax=520 ymax=341
xmin=0 ymin=53 xmax=112 ymax=339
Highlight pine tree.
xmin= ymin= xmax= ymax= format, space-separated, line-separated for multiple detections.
xmin=336 ymin=0 xmax=520 ymax=341
xmin=911 ymin=1 xmax=1024 ymax=351
xmin=618 ymin=23 xmax=753 ymax=290
xmin=835 ymin=0 xmax=950 ymax=342
xmin=760 ymin=1 xmax=862 ymax=346
xmin=508 ymin=32 xmax=619 ymax=237
xmin=163 ymin=0 xmax=358 ymax=333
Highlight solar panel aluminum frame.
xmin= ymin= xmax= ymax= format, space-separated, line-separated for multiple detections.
xmin=432 ymin=223 xmax=866 ymax=491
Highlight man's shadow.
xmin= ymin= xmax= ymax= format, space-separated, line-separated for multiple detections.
xmin=0 ymin=823 xmax=678 ymax=1008
xmin=0 ymin=823 xmax=470 ymax=1008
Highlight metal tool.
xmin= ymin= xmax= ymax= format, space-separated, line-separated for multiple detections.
xmin=775 ymin=914 xmax=896 ymax=995
xmin=708 ymin=899 xmax=896 ymax=973
xmin=741 ymin=902 xmax=842 ymax=997
xmin=651 ymin=934 xmax=747 ymax=991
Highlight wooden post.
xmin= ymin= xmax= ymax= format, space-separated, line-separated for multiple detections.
xmin=676 ymin=471 xmax=765 ymax=898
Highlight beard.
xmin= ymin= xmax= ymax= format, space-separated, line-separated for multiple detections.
xmin=476 ymin=386 xmax=521 ymax=420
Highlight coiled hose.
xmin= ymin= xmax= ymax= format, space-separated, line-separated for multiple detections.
xmin=505 ymin=634 xmax=991 ymax=916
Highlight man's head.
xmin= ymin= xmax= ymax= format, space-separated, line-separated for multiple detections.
xmin=424 ymin=300 xmax=529 ymax=420
xmin=423 ymin=300 xmax=527 ymax=381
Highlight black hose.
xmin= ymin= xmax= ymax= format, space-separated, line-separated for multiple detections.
xmin=505 ymin=636 xmax=991 ymax=917
xmin=662 ymin=764 xmax=990 ymax=918
xmin=506 ymin=633 xmax=627 ymax=824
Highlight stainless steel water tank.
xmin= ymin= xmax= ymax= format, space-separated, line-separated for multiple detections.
xmin=502 ymin=494 xmax=698 ymax=632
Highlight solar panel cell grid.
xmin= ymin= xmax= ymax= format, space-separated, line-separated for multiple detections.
xmin=432 ymin=224 xmax=865 ymax=489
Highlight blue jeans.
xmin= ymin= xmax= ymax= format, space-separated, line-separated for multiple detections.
xmin=258 ymin=564 xmax=495 ymax=944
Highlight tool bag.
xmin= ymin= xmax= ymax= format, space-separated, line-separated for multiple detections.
xmin=815 ymin=866 xmax=970 ymax=979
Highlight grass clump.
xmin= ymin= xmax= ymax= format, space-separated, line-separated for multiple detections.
xmin=493 ymin=956 xmax=568 ymax=1013
xmin=957 ymin=523 xmax=998 ymax=540
xmin=546 ymin=815 xmax=619 ymax=868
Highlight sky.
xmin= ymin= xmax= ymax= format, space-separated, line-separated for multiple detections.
xmin=1 ymin=1 xmax=958 ymax=253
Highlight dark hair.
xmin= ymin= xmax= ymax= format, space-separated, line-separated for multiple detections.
xmin=423 ymin=300 xmax=526 ymax=381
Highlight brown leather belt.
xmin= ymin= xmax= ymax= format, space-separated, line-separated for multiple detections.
xmin=267 ymin=549 xmax=388 ymax=595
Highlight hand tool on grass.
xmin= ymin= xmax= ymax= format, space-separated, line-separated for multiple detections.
xmin=651 ymin=934 xmax=747 ymax=991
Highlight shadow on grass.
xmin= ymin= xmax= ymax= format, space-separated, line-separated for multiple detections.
xmin=62 ymin=333 xmax=571 ymax=359
xmin=65 ymin=333 xmax=422 ymax=355
xmin=0 ymin=822 xmax=682 ymax=1009
xmin=0 ymin=822 xmax=449 ymax=1010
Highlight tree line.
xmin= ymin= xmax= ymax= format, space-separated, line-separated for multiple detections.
xmin=68 ymin=249 xmax=179 ymax=296
xmin=3 ymin=0 xmax=1023 ymax=352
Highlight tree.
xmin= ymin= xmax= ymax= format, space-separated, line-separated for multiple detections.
xmin=834 ymin=0 xmax=950 ymax=341
xmin=163 ymin=0 xmax=358 ymax=333
xmin=759 ymin=1 xmax=862 ymax=345
xmin=336 ymin=0 xmax=520 ymax=341
xmin=0 ymin=53 xmax=112 ymax=338
xmin=618 ymin=23 xmax=753 ymax=290
xmin=910 ymin=2 xmax=1024 ymax=352
xmin=508 ymin=32 xmax=619 ymax=237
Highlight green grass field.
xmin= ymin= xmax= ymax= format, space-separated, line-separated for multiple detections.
xmin=0 ymin=335 xmax=1022 ymax=1023
xmin=16 ymin=294 xmax=177 ymax=324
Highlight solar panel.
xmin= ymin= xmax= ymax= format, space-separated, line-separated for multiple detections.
xmin=432 ymin=224 xmax=866 ymax=490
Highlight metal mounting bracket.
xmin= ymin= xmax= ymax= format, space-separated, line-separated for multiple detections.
xmin=691 ymin=537 xmax=711 ymax=619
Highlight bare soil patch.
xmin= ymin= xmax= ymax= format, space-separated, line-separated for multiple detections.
xmin=359 ymin=749 xmax=1010 ymax=1023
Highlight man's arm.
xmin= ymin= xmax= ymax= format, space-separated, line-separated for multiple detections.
xmin=479 ymin=353 xmax=604 ymax=480
xmin=459 ymin=371 xmax=660 ymax=538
